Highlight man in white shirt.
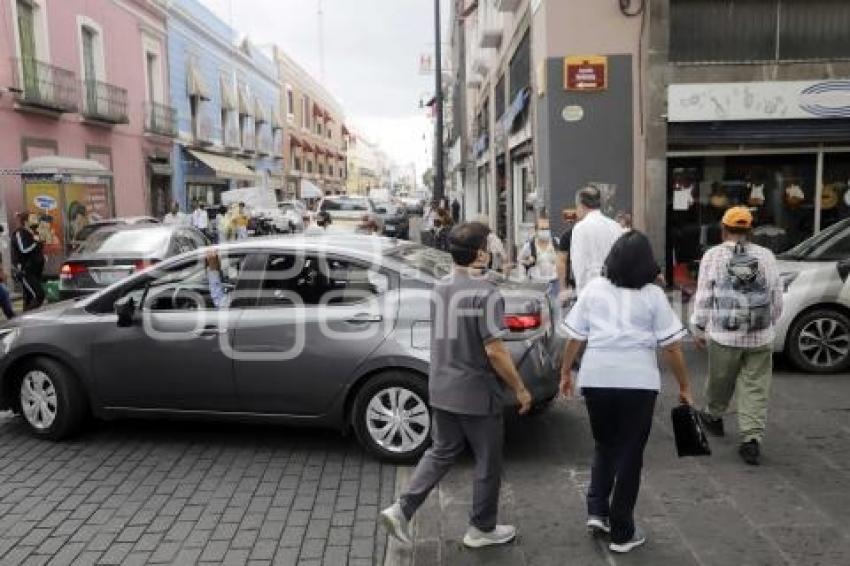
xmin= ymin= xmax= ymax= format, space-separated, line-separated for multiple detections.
xmin=570 ymin=185 xmax=624 ymax=292
xmin=191 ymin=201 xmax=209 ymax=233
xmin=163 ymin=202 xmax=187 ymax=226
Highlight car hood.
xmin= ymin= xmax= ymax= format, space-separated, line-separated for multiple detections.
xmin=4 ymin=300 xmax=79 ymax=328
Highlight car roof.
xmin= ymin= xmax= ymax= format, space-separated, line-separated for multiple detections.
xmin=94 ymin=223 xmax=188 ymax=235
xmin=212 ymin=234 xmax=414 ymax=261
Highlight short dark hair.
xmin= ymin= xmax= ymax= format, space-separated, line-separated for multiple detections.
xmin=576 ymin=185 xmax=601 ymax=209
xmin=604 ymin=231 xmax=660 ymax=290
xmin=724 ymin=225 xmax=752 ymax=236
xmin=448 ymin=222 xmax=490 ymax=266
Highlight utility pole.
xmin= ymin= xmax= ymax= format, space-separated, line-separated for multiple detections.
xmin=318 ymin=0 xmax=326 ymax=83
xmin=433 ymin=0 xmax=444 ymax=203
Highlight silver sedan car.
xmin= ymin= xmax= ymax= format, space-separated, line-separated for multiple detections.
xmin=0 ymin=236 xmax=561 ymax=462
xmin=776 ymin=218 xmax=850 ymax=373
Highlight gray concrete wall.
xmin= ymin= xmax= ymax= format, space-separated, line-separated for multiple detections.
xmin=542 ymin=55 xmax=634 ymax=237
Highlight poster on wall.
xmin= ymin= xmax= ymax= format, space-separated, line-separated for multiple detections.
xmin=23 ymin=182 xmax=64 ymax=258
xmin=64 ymin=183 xmax=111 ymax=246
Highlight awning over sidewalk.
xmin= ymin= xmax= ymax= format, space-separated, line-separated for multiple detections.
xmin=188 ymin=149 xmax=256 ymax=182
xmin=301 ymin=179 xmax=323 ymax=199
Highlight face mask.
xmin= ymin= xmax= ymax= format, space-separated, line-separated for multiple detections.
xmin=537 ymin=229 xmax=551 ymax=241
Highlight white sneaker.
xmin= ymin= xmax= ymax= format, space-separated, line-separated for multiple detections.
xmin=380 ymin=503 xmax=412 ymax=545
xmin=462 ymin=524 xmax=517 ymax=548
xmin=609 ymin=527 xmax=647 ymax=553
xmin=586 ymin=515 xmax=611 ymax=534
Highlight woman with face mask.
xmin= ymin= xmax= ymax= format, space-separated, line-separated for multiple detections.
xmin=518 ymin=215 xmax=559 ymax=295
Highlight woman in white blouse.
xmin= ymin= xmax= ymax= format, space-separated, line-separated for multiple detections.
xmin=560 ymin=231 xmax=694 ymax=554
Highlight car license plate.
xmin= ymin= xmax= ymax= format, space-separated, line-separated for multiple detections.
xmin=92 ymin=269 xmax=131 ymax=285
xmin=385 ymin=225 xmax=396 ymax=232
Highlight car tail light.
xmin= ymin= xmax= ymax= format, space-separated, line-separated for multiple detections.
xmin=59 ymin=263 xmax=87 ymax=280
xmin=134 ymin=259 xmax=156 ymax=272
xmin=504 ymin=313 xmax=542 ymax=331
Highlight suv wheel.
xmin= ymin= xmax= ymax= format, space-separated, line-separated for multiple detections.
xmin=787 ymin=309 xmax=850 ymax=373
xmin=18 ymin=357 xmax=88 ymax=439
xmin=351 ymin=371 xmax=431 ymax=463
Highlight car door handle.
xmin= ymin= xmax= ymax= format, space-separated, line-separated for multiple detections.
xmin=196 ymin=325 xmax=226 ymax=337
xmin=345 ymin=313 xmax=383 ymax=324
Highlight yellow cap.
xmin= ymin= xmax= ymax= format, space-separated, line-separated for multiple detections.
xmin=722 ymin=206 xmax=753 ymax=229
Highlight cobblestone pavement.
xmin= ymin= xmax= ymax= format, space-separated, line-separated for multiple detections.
xmin=387 ymin=350 xmax=850 ymax=566
xmin=0 ymin=417 xmax=395 ymax=566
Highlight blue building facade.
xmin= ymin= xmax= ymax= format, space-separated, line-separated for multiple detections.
xmin=166 ymin=0 xmax=283 ymax=209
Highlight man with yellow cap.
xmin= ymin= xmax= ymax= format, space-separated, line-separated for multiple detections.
xmin=691 ymin=206 xmax=784 ymax=466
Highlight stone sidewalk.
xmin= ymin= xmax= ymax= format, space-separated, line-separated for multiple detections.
xmin=384 ymin=353 xmax=850 ymax=566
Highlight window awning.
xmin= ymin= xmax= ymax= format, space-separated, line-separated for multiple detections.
xmin=502 ymin=87 xmax=531 ymax=131
xmin=220 ymin=76 xmax=236 ymax=111
xmin=149 ymin=161 xmax=172 ymax=176
xmin=187 ymin=62 xmax=211 ymax=101
xmin=313 ymin=103 xmax=323 ymax=118
xmin=301 ymin=179 xmax=323 ymax=199
xmin=342 ymin=124 xmax=350 ymax=136
xmin=323 ymin=109 xmax=332 ymax=122
xmin=254 ymin=98 xmax=268 ymax=124
xmin=301 ymin=141 xmax=314 ymax=152
xmin=290 ymin=135 xmax=301 ymax=148
xmin=238 ymin=84 xmax=252 ymax=116
xmin=188 ymin=149 xmax=256 ymax=182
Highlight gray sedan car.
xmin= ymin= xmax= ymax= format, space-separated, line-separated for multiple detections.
xmin=0 ymin=236 xmax=561 ymax=462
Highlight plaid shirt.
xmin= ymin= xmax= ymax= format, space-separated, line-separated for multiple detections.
xmin=691 ymin=241 xmax=784 ymax=348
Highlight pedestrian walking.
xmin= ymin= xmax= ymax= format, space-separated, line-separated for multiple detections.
xmin=381 ymin=221 xmax=532 ymax=549
xmin=518 ymin=214 xmax=559 ymax=296
xmin=560 ymin=230 xmax=693 ymax=554
xmin=474 ymin=214 xmax=509 ymax=273
xmin=162 ymin=201 xmax=186 ymax=226
xmin=557 ymin=207 xmax=578 ymax=296
xmin=232 ymin=202 xmax=249 ymax=240
xmin=691 ymin=206 xmax=783 ymax=466
xmin=570 ymin=185 xmax=624 ymax=292
xmin=451 ymin=198 xmax=461 ymax=224
xmin=11 ymin=212 xmax=45 ymax=311
xmin=190 ymin=200 xmax=210 ymax=237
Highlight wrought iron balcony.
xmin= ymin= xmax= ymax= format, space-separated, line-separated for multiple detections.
xmin=144 ymin=101 xmax=177 ymax=137
xmin=10 ymin=57 xmax=79 ymax=113
xmin=81 ymin=79 xmax=129 ymax=124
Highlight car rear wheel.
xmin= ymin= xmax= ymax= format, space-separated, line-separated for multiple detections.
xmin=18 ymin=357 xmax=88 ymax=439
xmin=787 ymin=309 xmax=850 ymax=373
xmin=351 ymin=371 xmax=431 ymax=463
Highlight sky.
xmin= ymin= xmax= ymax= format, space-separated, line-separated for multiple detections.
xmin=198 ymin=0 xmax=450 ymax=178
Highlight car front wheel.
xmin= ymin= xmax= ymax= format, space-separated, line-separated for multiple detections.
xmin=351 ymin=371 xmax=431 ymax=463
xmin=18 ymin=357 xmax=88 ymax=439
xmin=787 ymin=309 xmax=850 ymax=373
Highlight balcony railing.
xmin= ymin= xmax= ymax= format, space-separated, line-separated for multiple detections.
xmin=10 ymin=57 xmax=79 ymax=113
xmin=144 ymin=101 xmax=177 ymax=137
xmin=81 ymin=79 xmax=129 ymax=124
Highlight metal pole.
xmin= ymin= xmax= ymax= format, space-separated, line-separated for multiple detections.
xmin=433 ymin=0 xmax=445 ymax=203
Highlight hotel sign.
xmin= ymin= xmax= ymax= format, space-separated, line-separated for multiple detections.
xmin=668 ymin=80 xmax=850 ymax=122
xmin=564 ymin=56 xmax=607 ymax=91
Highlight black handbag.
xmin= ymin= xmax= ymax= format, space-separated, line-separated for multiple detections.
xmin=670 ymin=403 xmax=711 ymax=457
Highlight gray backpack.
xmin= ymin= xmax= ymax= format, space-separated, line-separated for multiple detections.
xmin=714 ymin=242 xmax=772 ymax=332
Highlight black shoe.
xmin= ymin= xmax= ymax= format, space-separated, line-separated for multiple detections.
xmin=698 ymin=410 xmax=725 ymax=437
xmin=739 ymin=440 xmax=761 ymax=466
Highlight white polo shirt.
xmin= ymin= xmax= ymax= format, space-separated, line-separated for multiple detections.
xmin=565 ymin=277 xmax=687 ymax=391
xmin=570 ymin=210 xmax=624 ymax=291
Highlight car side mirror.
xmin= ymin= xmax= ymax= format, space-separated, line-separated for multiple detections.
xmin=116 ymin=296 xmax=137 ymax=327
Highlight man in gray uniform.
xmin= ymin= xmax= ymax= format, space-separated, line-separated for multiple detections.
xmin=380 ymin=221 xmax=533 ymax=548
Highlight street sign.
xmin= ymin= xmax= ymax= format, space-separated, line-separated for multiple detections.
xmin=564 ymin=55 xmax=607 ymax=91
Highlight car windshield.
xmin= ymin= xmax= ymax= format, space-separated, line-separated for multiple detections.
xmin=78 ymin=228 xmax=170 ymax=256
xmin=321 ymin=198 xmax=371 ymax=212
xmin=780 ymin=219 xmax=850 ymax=261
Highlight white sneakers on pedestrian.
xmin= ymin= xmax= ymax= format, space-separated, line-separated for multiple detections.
xmin=586 ymin=515 xmax=611 ymax=534
xmin=462 ymin=524 xmax=517 ymax=548
xmin=609 ymin=527 xmax=647 ymax=553
xmin=380 ymin=503 xmax=412 ymax=545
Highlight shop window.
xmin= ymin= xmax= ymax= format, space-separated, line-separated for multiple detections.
xmin=668 ymin=154 xmax=817 ymax=286
xmin=822 ymin=152 xmax=850 ymax=231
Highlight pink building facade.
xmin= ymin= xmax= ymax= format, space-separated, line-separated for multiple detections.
xmin=0 ymin=0 xmax=176 ymax=225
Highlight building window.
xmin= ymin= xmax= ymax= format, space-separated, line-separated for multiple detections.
xmin=286 ymin=84 xmax=294 ymax=120
xmin=319 ymin=163 xmax=324 ymax=175
xmin=670 ymin=0 xmax=850 ymax=64
xmin=14 ymin=0 xmax=49 ymax=64
xmin=307 ymin=160 xmax=313 ymax=174
xmin=302 ymin=95 xmax=310 ymax=129
xmin=317 ymin=120 xmax=322 ymax=135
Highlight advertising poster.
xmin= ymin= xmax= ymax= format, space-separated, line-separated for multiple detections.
xmin=64 ymin=183 xmax=111 ymax=245
xmin=23 ymin=182 xmax=63 ymax=257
